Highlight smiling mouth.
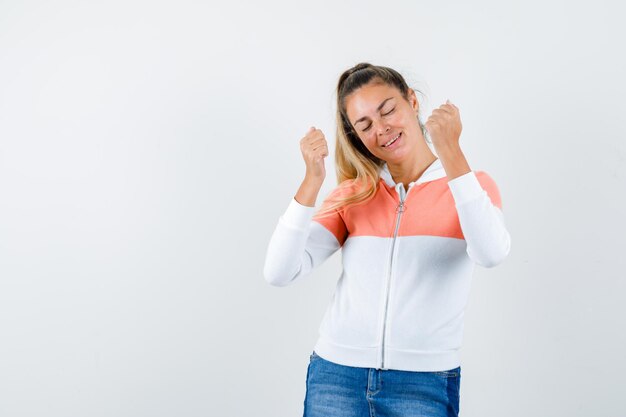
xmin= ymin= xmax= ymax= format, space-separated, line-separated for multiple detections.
xmin=382 ymin=132 xmax=401 ymax=147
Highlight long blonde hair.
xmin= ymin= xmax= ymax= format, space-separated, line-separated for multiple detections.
xmin=315 ymin=63 xmax=429 ymax=219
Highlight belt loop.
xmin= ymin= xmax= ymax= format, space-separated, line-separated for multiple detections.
xmin=367 ymin=368 xmax=380 ymax=394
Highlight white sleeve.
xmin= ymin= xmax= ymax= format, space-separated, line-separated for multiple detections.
xmin=263 ymin=197 xmax=342 ymax=287
xmin=447 ymin=171 xmax=512 ymax=268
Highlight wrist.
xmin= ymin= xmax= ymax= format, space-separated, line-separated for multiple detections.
xmin=434 ymin=143 xmax=463 ymax=158
xmin=303 ymin=174 xmax=325 ymax=187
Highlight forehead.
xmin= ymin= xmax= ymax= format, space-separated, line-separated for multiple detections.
xmin=345 ymin=82 xmax=401 ymax=120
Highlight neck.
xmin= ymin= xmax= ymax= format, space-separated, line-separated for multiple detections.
xmin=386 ymin=143 xmax=438 ymax=189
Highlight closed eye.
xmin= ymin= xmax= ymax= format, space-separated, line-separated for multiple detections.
xmin=362 ymin=108 xmax=395 ymax=131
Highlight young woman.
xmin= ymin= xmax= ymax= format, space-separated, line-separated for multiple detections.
xmin=263 ymin=62 xmax=511 ymax=417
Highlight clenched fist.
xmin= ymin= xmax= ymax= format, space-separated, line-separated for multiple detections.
xmin=425 ymin=100 xmax=462 ymax=152
xmin=300 ymin=126 xmax=328 ymax=181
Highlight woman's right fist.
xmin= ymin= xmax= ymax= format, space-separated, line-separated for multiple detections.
xmin=300 ymin=126 xmax=328 ymax=180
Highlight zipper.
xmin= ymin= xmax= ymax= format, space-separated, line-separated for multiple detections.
xmin=380 ymin=181 xmax=415 ymax=370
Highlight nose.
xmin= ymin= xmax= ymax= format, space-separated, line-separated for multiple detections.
xmin=377 ymin=123 xmax=391 ymax=136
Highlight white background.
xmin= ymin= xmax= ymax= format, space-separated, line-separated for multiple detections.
xmin=1 ymin=1 xmax=624 ymax=416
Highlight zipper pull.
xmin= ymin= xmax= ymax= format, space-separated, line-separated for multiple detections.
xmin=396 ymin=200 xmax=405 ymax=213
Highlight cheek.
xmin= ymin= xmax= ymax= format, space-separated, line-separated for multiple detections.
xmin=394 ymin=112 xmax=411 ymax=125
xmin=362 ymin=132 xmax=378 ymax=148
xmin=392 ymin=113 xmax=416 ymax=132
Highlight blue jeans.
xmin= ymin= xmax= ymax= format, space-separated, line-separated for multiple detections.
xmin=303 ymin=351 xmax=460 ymax=417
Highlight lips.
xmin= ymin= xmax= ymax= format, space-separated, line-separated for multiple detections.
xmin=382 ymin=132 xmax=401 ymax=148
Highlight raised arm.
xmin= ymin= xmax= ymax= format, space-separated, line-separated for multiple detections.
xmin=263 ymin=126 xmax=343 ymax=286
xmin=425 ymin=101 xmax=511 ymax=268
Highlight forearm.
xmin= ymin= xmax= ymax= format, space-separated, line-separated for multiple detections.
xmin=263 ymin=197 xmax=342 ymax=286
xmin=447 ymin=171 xmax=511 ymax=267
xmin=437 ymin=145 xmax=471 ymax=182
xmin=263 ymin=199 xmax=316 ymax=286
xmin=294 ymin=176 xmax=324 ymax=207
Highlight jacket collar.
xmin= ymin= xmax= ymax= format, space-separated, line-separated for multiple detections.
xmin=379 ymin=157 xmax=446 ymax=188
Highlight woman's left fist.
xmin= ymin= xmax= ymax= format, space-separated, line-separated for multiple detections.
xmin=424 ymin=100 xmax=462 ymax=150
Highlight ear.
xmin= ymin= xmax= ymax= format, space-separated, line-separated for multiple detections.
xmin=408 ymin=89 xmax=419 ymax=113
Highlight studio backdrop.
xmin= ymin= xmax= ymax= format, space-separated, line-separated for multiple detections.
xmin=0 ymin=1 xmax=624 ymax=416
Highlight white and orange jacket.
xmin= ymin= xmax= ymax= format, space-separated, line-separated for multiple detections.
xmin=263 ymin=157 xmax=511 ymax=372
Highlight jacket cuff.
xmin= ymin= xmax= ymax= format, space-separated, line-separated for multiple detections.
xmin=447 ymin=171 xmax=485 ymax=205
xmin=280 ymin=197 xmax=316 ymax=229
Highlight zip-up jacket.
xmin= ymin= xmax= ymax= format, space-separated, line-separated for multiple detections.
xmin=263 ymin=157 xmax=511 ymax=371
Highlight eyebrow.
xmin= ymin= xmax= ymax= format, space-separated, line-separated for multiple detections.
xmin=353 ymin=97 xmax=395 ymax=125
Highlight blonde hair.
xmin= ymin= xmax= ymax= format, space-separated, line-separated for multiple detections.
xmin=315 ymin=62 xmax=429 ymax=219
